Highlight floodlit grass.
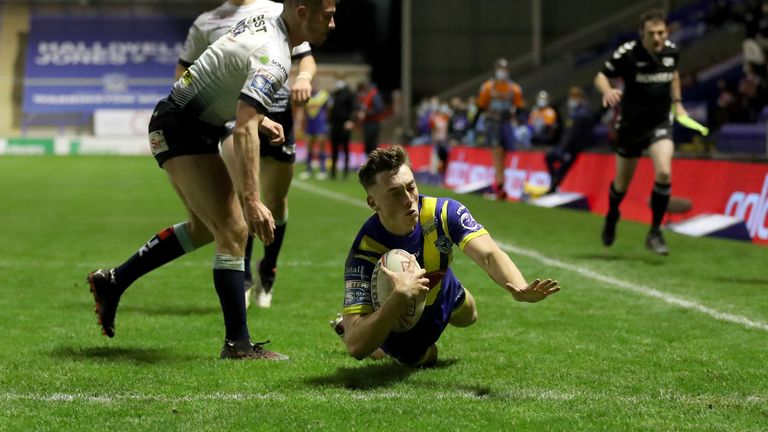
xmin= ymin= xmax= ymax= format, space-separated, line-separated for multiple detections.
xmin=0 ymin=155 xmax=766 ymax=430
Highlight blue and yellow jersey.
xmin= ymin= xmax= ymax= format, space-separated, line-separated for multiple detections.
xmin=343 ymin=195 xmax=488 ymax=316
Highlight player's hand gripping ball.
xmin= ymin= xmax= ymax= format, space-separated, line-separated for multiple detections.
xmin=371 ymin=249 xmax=426 ymax=332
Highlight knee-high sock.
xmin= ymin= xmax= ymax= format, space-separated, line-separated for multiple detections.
xmin=260 ymin=221 xmax=287 ymax=283
xmin=650 ymin=182 xmax=671 ymax=231
xmin=607 ymin=182 xmax=626 ymax=221
xmin=244 ymin=235 xmax=255 ymax=283
xmin=113 ymin=222 xmax=196 ymax=291
xmin=213 ymin=254 xmax=249 ymax=342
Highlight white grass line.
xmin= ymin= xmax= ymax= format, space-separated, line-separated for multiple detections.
xmin=294 ymin=181 xmax=768 ymax=333
xmin=2 ymin=390 xmax=766 ymax=405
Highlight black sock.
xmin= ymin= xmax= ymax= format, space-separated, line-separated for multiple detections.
xmin=113 ymin=222 xmax=195 ymax=291
xmin=607 ymin=182 xmax=625 ymax=222
xmin=261 ymin=222 xmax=287 ymax=279
xmin=213 ymin=255 xmax=249 ymax=342
xmin=244 ymin=235 xmax=255 ymax=283
xmin=650 ymin=182 xmax=671 ymax=231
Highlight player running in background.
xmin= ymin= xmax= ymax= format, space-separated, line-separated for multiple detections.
xmin=474 ymin=58 xmax=525 ymax=200
xmin=336 ymin=146 xmax=560 ymax=366
xmin=299 ymin=87 xmax=331 ymax=180
xmin=87 ymin=0 xmax=336 ymax=360
xmin=594 ymin=8 xmax=688 ymax=255
xmin=176 ymin=0 xmax=318 ymax=308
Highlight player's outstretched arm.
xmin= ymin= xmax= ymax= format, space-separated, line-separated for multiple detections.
xmin=234 ymin=101 xmax=275 ymax=245
xmin=505 ymin=278 xmax=560 ymax=303
xmin=463 ymin=234 xmax=560 ymax=303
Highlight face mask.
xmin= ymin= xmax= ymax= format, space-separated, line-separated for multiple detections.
xmin=495 ymin=70 xmax=508 ymax=80
xmin=567 ymin=99 xmax=579 ymax=110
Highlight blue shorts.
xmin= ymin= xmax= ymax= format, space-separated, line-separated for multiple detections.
xmin=381 ymin=276 xmax=466 ymax=364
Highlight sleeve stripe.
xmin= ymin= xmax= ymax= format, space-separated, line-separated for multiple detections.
xmin=238 ymin=93 xmax=269 ymax=114
xmin=291 ymin=51 xmax=312 ymax=61
xmin=459 ymin=229 xmax=489 ymax=250
xmin=177 ymin=59 xmax=193 ymax=68
xmin=342 ymin=305 xmax=374 ymax=315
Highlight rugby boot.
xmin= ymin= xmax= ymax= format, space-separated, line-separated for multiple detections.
xmin=330 ymin=312 xmax=344 ymax=339
xmin=254 ymin=260 xmax=276 ymax=308
xmin=645 ymin=230 xmax=669 ymax=256
xmin=220 ymin=339 xmax=289 ymax=360
xmin=601 ymin=212 xmax=619 ymax=247
xmin=87 ymin=268 xmax=122 ymax=338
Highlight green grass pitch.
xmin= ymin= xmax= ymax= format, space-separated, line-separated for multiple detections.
xmin=0 ymin=155 xmax=766 ymax=430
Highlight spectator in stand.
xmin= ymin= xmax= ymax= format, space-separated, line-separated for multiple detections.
xmin=429 ymin=102 xmax=451 ymax=175
xmin=448 ymin=96 xmax=469 ymax=146
xmin=357 ymin=81 xmax=385 ymax=156
xmin=474 ymin=58 xmax=525 ymax=200
xmin=528 ymin=90 xmax=560 ymax=146
xmin=545 ymin=86 xmax=595 ymax=194
xmin=300 ymin=87 xmax=330 ymax=180
xmin=465 ymin=96 xmax=479 ymax=146
xmin=328 ymin=79 xmax=357 ymax=179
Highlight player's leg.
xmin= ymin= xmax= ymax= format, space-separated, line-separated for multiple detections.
xmin=329 ymin=128 xmax=340 ymax=179
xmin=315 ymin=134 xmax=328 ymax=179
xmin=488 ymin=122 xmax=507 ymax=199
xmin=602 ymin=154 xmax=639 ymax=246
xmin=448 ymin=288 xmax=477 ymax=328
xmin=219 ymin=133 xmax=258 ymax=305
xmin=87 ymin=167 xmax=216 ymax=338
xmin=254 ymin=156 xmax=293 ymax=308
xmin=363 ymin=122 xmax=378 ymax=155
xmin=545 ymin=148 xmax=562 ymax=192
xmin=299 ymin=134 xmax=315 ymax=180
xmin=341 ymin=130 xmax=351 ymax=177
xmin=645 ymin=138 xmax=673 ymax=255
xmin=164 ymin=155 xmax=287 ymax=359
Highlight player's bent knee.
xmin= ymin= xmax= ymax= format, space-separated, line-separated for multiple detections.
xmin=212 ymin=218 xmax=248 ymax=254
xmin=449 ymin=295 xmax=477 ymax=328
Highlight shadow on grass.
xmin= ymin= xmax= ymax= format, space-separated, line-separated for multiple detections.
xmin=570 ymin=252 xmax=665 ymax=266
xmin=66 ymin=298 xmax=218 ymax=317
xmin=305 ymin=359 xmax=458 ymax=390
xmin=710 ymin=276 xmax=768 ymax=286
xmin=50 ymin=346 xmax=175 ymax=364
xmin=114 ymin=304 xmax=219 ymax=317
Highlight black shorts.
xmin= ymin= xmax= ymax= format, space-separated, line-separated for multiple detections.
xmin=613 ymin=117 xmax=673 ymax=158
xmin=259 ymin=109 xmax=296 ymax=164
xmin=148 ymin=98 xmax=228 ymax=167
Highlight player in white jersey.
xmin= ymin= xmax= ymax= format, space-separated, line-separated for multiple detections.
xmin=86 ymin=0 xmax=336 ymax=361
xmin=175 ymin=0 xmax=317 ymax=310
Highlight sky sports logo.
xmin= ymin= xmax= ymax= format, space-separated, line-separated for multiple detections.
xmin=724 ymin=174 xmax=768 ymax=241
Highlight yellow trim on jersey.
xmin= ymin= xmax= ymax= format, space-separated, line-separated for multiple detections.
xmin=459 ymin=229 xmax=489 ymax=250
xmin=342 ymin=304 xmax=374 ymax=316
xmin=420 ymin=197 xmax=440 ymax=274
xmin=359 ymin=235 xmax=388 ymax=256
xmin=353 ymin=254 xmax=378 ymax=265
xmin=420 ymin=197 xmax=443 ymax=306
xmin=440 ymin=200 xmax=454 ymax=265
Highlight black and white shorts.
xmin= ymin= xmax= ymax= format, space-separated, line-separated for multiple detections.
xmin=613 ymin=117 xmax=673 ymax=158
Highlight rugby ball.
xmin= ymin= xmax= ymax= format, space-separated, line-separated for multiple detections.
xmin=371 ymin=249 xmax=426 ymax=333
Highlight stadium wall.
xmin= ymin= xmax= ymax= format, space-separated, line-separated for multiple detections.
xmin=442 ymin=146 xmax=768 ymax=246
